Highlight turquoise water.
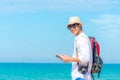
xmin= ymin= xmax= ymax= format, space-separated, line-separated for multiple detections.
xmin=0 ymin=63 xmax=120 ymax=80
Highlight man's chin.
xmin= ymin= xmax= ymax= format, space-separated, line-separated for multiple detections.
xmin=71 ymin=31 xmax=77 ymax=35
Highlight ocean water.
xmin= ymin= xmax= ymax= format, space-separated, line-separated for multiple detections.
xmin=0 ymin=63 xmax=120 ymax=80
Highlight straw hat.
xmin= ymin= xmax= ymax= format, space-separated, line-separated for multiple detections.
xmin=67 ymin=16 xmax=82 ymax=27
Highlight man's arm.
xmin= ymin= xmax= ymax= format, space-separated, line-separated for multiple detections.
xmin=61 ymin=54 xmax=81 ymax=63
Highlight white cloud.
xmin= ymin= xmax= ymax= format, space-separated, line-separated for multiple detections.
xmin=0 ymin=0 xmax=120 ymax=14
xmin=91 ymin=14 xmax=120 ymax=38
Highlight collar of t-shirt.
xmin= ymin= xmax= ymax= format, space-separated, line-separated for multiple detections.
xmin=75 ymin=32 xmax=85 ymax=40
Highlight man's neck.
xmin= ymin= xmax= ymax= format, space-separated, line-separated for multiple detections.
xmin=76 ymin=30 xmax=83 ymax=36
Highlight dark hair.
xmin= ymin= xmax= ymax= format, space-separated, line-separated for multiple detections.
xmin=75 ymin=23 xmax=82 ymax=30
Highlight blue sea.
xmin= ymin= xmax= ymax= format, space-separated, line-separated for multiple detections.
xmin=0 ymin=63 xmax=120 ymax=80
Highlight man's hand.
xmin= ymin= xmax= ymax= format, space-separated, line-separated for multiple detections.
xmin=61 ymin=54 xmax=71 ymax=63
xmin=56 ymin=54 xmax=80 ymax=63
xmin=56 ymin=54 xmax=63 ymax=60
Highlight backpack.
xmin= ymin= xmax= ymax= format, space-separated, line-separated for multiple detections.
xmin=89 ymin=37 xmax=103 ymax=80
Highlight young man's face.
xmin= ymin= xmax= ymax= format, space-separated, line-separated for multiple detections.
xmin=67 ymin=24 xmax=81 ymax=36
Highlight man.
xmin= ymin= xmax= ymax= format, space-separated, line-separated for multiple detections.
xmin=58 ymin=16 xmax=92 ymax=80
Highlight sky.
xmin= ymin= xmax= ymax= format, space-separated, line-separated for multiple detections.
xmin=0 ymin=0 xmax=120 ymax=63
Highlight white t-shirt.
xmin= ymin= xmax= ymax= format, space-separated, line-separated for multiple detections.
xmin=71 ymin=32 xmax=92 ymax=80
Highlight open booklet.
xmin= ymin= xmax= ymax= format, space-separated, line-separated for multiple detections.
xmin=56 ymin=54 xmax=63 ymax=60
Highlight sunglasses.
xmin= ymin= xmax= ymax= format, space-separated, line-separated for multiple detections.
xmin=67 ymin=23 xmax=79 ymax=30
xmin=67 ymin=24 xmax=76 ymax=30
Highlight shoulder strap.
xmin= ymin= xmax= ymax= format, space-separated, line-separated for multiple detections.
xmin=75 ymin=44 xmax=79 ymax=65
xmin=76 ymin=46 xmax=78 ymax=57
